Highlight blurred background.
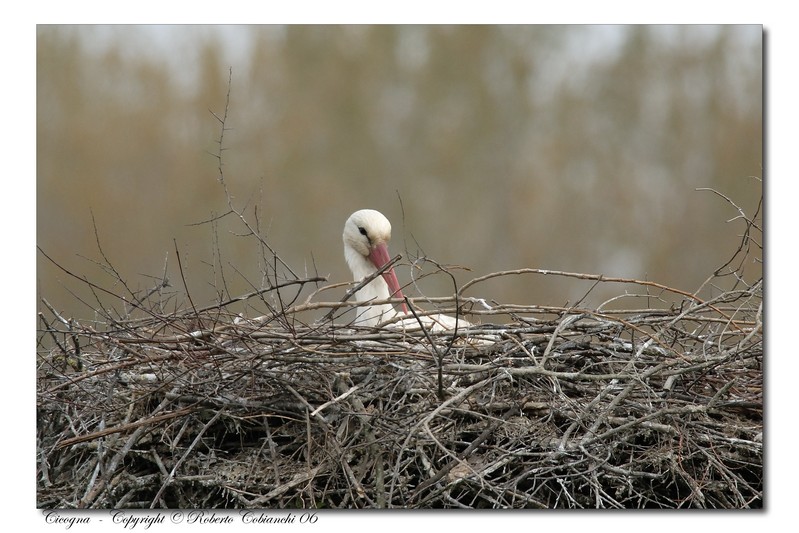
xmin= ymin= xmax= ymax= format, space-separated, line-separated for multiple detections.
xmin=37 ymin=25 xmax=762 ymax=322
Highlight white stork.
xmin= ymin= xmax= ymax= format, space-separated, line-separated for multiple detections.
xmin=343 ymin=209 xmax=472 ymax=332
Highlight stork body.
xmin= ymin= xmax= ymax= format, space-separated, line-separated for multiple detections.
xmin=343 ymin=209 xmax=472 ymax=331
xmin=343 ymin=209 xmax=407 ymax=326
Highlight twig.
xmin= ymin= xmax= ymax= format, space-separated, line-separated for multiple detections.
xmin=150 ymin=409 xmax=224 ymax=508
xmin=56 ymin=407 xmax=197 ymax=449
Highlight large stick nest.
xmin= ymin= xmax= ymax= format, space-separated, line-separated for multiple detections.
xmin=37 ymin=264 xmax=762 ymax=509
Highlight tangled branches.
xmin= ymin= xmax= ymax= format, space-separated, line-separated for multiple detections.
xmin=36 ymin=262 xmax=762 ymax=508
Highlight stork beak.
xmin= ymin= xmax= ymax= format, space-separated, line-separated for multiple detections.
xmin=368 ymin=242 xmax=408 ymax=313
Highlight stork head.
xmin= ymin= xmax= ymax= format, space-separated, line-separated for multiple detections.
xmin=343 ymin=209 xmax=407 ymax=312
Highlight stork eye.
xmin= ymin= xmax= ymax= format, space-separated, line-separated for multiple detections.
xmin=358 ymin=227 xmax=368 ymax=237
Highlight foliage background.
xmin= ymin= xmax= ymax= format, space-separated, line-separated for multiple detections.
xmin=36 ymin=25 xmax=762 ymax=320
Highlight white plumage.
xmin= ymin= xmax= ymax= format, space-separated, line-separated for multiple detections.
xmin=343 ymin=209 xmax=407 ymax=326
xmin=343 ymin=209 xmax=472 ymax=332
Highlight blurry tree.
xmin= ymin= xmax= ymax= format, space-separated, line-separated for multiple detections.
xmin=37 ymin=25 xmax=762 ymax=321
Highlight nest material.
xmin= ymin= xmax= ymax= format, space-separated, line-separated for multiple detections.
xmin=37 ymin=273 xmax=762 ymax=509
